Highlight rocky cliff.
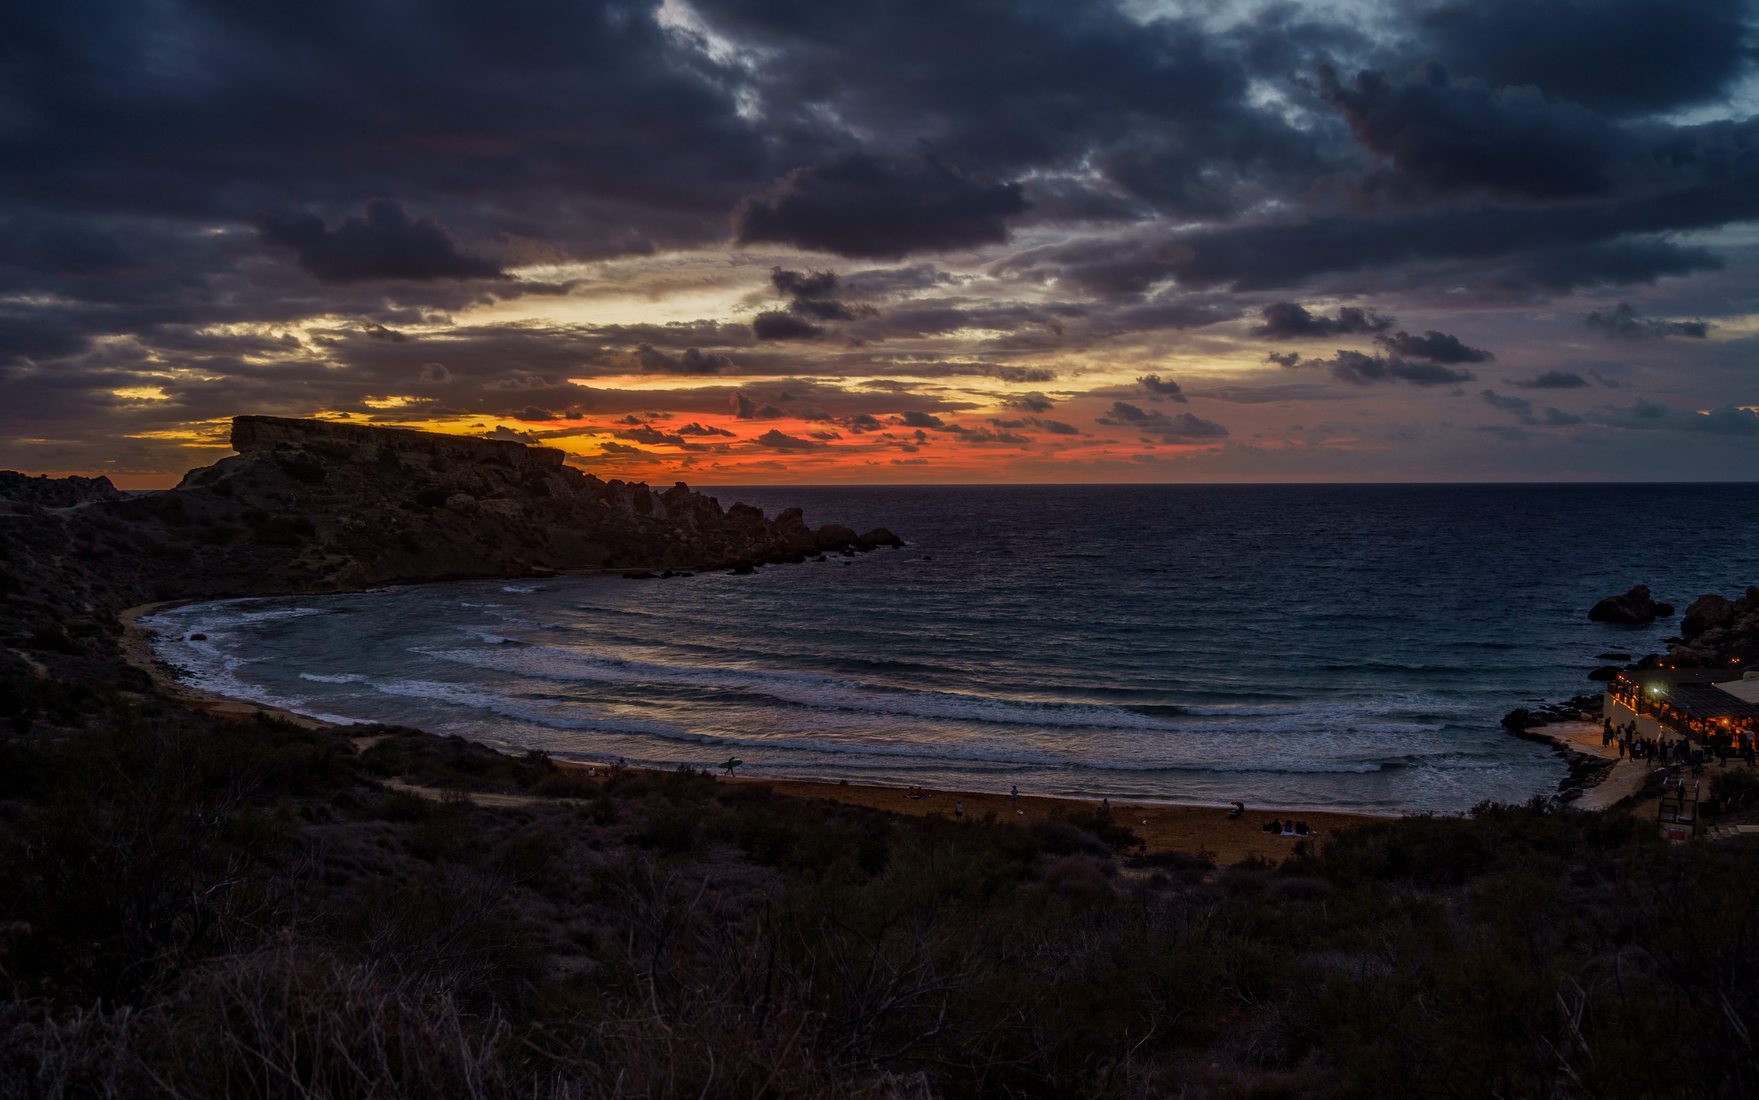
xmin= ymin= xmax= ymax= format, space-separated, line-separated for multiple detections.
xmin=0 ymin=416 xmax=900 ymax=672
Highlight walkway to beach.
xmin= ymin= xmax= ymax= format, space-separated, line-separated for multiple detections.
xmin=1542 ymin=720 xmax=1651 ymax=810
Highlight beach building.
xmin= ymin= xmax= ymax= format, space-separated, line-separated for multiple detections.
xmin=1604 ymin=667 xmax=1759 ymax=740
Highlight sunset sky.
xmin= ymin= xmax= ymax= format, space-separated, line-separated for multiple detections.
xmin=5 ymin=0 xmax=1759 ymax=487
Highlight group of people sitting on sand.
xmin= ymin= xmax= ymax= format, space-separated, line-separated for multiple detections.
xmin=1261 ymin=818 xmax=1314 ymax=837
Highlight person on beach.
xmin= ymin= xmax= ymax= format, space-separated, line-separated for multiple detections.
xmin=1264 ymin=818 xmax=1281 ymax=833
xmin=1010 ymin=784 xmax=1020 ymax=813
xmin=953 ymin=801 xmax=965 ymax=819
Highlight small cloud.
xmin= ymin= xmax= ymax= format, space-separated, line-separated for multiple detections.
xmin=752 ymin=311 xmax=825 ymax=341
xmin=1480 ymin=389 xmax=1531 ymax=414
xmin=1252 ymin=302 xmax=1391 ymax=339
xmin=1135 ymin=374 xmax=1187 ymax=403
xmin=1280 ymin=350 xmax=1474 ymax=386
xmin=1585 ymin=303 xmax=1711 ymax=340
xmin=676 ymin=421 xmax=735 ymax=437
xmin=1003 ymin=392 xmax=1055 ymax=413
xmin=1510 ymin=370 xmax=1590 ymax=389
xmin=754 ymin=429 xmax=823 ymax=451
xmin=1375 ymin=330 xmax=1494 ymax=364
xmin=1097 ymin=401 xmax=1228 ymax=438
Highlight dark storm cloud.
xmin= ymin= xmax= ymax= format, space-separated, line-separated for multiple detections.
xmin=1252 ymin=303 xmax=1391 ymax=339
xmin=1412 ymin=0 xmax=1758 ymax=116
xmin=257 ymin=200 xmax=506 ymax=283
xmin=1049 ymin=188 xmax=1742 ymax=295
xmin=1584 ymin=303 xmax=1714 ymax=340
xmin=695 ymin=0 xmax=1340 ymax=221
xmin=1319 ymin=64 xmax=1624 ymax=202
xmin=1 ymin=0 xmax=772 ymax=233
xmin=1511 ymin=371 xmax=1591 ymax=390
xmin=1278 ymin=350 xmax=1474 ymax=386
xmin=1374 ymin=330 xmax=1493 ymax=364
xmin=734 ymin=155 xmax=1028 ymax=259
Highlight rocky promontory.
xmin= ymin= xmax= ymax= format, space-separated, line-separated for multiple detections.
xmin=0 ymin=416 xmax=901 ymax=674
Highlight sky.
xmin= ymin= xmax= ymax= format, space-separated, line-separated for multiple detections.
xmin=4 ymin=0 xmax=1759 ymax=487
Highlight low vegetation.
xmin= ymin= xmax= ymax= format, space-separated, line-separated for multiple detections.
xmin=3 ymin=671 xmax=1757 ymax=1098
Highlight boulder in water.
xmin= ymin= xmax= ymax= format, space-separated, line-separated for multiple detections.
xmin=1588 ymin=585 xmax=1672 ymax=625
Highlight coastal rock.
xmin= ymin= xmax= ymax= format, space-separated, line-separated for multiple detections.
xmin=1587 ymin=665 xmax=1623 ymax=682
xmin=1587 ymin=585 xmax=1672 ymax=625
xmin=0 ymin=416 xmax=899 ymax=614
xmin=814 ymin=523 xmax=858 ymax=551
xmin=0 ymin=470 xmax=124 ymax=507
xmin=1500 ymin=707 xmax=1544 ymax=733
xmin=860 ymin=527 xmax=904 ymax=548
xmin=1681 ymin=594 xmax=1736 ymax=639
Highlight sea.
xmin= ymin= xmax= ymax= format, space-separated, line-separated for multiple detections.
xmin=142 ymin=484 xmax=1759 ymax=813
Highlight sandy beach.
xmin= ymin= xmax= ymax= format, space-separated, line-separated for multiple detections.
xmin=729 ymin=776 xmax=1385 ymax=863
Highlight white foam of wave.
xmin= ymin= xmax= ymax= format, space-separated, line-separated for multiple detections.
xmin=139 ymin=621 xmax=371 ymax=727
xmin=299 ymin=672 xmax=367 ymax=684
xmin=367 ymin=678 xmax=688 ymax=737
xmin=421 ymin=642 xmax=1474 ymax=746
xmin=422 ymin=643 xmax=1191 ymax=732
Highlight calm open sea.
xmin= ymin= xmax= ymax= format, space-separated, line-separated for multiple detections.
xmin=144 ymin=484 xmax=1759 ymax=812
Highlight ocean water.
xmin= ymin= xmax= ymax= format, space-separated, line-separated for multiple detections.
xmin=143 ymin=484 xmax=1759 ymax=812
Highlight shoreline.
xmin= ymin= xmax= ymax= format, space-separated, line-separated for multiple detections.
xmin=122 ymin=600 xmax=1393 ymax=860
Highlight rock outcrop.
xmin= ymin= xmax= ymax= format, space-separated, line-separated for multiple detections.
xmin=0 ymin=471 xmax=124 ymax=507
xmin=1587 ymin=585 xmax=1673 ymax=625
xmin=0 ymin=417 xmax=902 ymax=624
xmin=1667 ymin=587 xmax=1759 ymax=668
